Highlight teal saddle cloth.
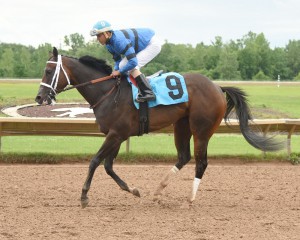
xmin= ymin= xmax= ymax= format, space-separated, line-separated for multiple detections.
xmin=128 ymin=72 xmax=189 ymax=109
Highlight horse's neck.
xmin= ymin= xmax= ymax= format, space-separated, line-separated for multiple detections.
xmin=67 ymin=60 xmax=111 ymax=105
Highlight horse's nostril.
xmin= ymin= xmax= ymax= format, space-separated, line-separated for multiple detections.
xmin=35 ymin=95 xmax=41 ymax=102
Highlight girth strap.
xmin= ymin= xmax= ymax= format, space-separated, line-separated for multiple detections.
xmin=138 ymin=101 xmax=149 ymax=136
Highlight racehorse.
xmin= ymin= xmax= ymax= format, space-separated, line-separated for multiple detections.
xmin=35 ymin=47 xmax=283 ymax=208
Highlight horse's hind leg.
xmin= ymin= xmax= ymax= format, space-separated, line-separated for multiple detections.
xmin=154 ymin=117 xmax=192 ymax=199
xmin=189 ymin=134 xmax=209 ymax=204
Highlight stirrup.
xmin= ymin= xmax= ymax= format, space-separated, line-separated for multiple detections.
xmin=135 ymin=93 xmax=156 ymax=103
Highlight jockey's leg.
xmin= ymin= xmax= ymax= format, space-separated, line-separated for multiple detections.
xmin=134 ymin=73 xmax=156 ymax=102
xmin=130 ymin=69 xmax=156 ymax=102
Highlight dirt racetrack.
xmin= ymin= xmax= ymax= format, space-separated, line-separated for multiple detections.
xmin=0 ymin=162 xmax=299 ymax=240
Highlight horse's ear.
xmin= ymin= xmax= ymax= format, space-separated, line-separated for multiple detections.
xmin=53 ymin=47 xmax=58 ymax=58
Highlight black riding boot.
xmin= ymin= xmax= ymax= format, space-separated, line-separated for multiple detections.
xmin=135 ymin=74 xmax=156 ymax=102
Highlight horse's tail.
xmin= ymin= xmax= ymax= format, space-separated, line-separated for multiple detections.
xmin=221 ymin=86 xmax=284 ymax=152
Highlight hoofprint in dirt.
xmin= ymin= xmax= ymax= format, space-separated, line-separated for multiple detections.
xmin=0 ymin=163 xmax=299 ymax=240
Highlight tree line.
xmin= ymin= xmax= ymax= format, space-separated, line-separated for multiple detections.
xmin=1 ymin=31 xmax=300 ymax=81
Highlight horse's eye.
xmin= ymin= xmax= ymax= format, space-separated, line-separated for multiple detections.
xmin=45 ymin=68 xmax=52 ymax=75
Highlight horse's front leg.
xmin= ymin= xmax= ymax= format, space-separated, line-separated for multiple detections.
xmin=80 ymin=148 xmax=104 ymax=208
xmin=81 ymin=133 xmax=123 ymax=208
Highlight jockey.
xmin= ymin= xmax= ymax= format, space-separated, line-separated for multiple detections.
xmin=90 ymin=20 xmax=162 ymax=102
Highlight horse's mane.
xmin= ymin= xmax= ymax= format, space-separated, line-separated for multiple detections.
xmin=79 ymin=55 xmax=112 ymax=75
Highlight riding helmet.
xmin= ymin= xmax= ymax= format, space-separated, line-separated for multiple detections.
xmin=90 ymin=20 xmax=112 ymax=36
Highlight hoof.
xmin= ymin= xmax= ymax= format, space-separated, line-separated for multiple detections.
xmin=132 ymin=188 xmax=141 ymax=197
xmin=81 ymin=198 xmax=89 ymax=209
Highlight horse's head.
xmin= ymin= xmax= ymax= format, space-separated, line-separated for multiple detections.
xmin=35 ymin=47 xmax=71 ymax=105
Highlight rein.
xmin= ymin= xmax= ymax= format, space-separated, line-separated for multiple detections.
xmin=62 ymin=75 xmax=120 ymax=109
xmin=90 ymin=78 xmax=121 ymax=109
xmin=61 ymin=75 xmax=113 ymax=92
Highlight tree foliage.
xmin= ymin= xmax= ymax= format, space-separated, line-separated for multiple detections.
xmin=1 ymin=31 xmax=300 ymax=80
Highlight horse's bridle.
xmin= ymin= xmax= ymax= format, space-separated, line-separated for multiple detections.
xmin=41 ymin=54 xmax=120 ymax=108
xmin=41 ymin=55 xmax=71 ymax=95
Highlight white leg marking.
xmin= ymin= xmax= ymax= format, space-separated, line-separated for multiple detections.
xmin=171 ymin=166 xmax=179 ymax=174
xmin=190 ymin=177 xmax=201 ymax=203
xmin=154 ymin=166 xmax=179 ymax=197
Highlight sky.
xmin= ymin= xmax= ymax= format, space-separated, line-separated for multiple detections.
xmin=1 ymin=0 xmax=300 ymax=49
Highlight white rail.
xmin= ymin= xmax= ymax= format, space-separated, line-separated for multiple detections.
xmin=0 ymin=117 xmax=299 ymax=155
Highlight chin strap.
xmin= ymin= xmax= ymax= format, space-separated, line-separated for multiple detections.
xmin=40 ymin=55 xmax=71 ymax=95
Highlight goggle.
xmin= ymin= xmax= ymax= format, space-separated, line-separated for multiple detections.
xmin=90 ymin=29 xmax=101 ymax=36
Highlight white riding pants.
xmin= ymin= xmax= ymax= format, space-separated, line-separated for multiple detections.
xmin=119 ymin=35 xmax=162 ymax=73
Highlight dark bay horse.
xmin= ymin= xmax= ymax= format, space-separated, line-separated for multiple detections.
xmin=35 ymin=47 xmax=283 ymax=208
